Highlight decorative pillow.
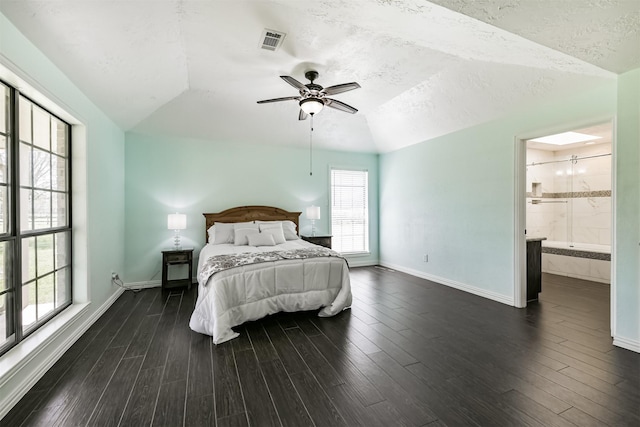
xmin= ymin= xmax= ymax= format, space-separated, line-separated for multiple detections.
xmin=212 ymin=222 xmax=234 ymax=244
xmin=247 ymin=233 xmax=276 ymax=247
xmin=258 ymin=223 xmax=286 ymax=244
xmin=255 ymin=220 xmax=299 ymax=240
xmin=282 ymin=220 xmax=299 ymax=240
xmin=212 ymin=221 xmax=254 ymax=245
xmin=234 ymin=224 xmax=260 ymax=246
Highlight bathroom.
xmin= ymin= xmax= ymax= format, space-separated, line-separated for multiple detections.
xmin=526 ymin=122 xmax=612 ymax=285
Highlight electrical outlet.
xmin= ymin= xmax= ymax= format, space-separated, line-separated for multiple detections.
xmin=111 ymin=271 xmax=119 ymax=280
xmin=423 ymin=254 xmax=428 ymax=263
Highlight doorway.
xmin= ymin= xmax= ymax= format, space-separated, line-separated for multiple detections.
xmin=515 ymin=120 xmax=615 ymax=334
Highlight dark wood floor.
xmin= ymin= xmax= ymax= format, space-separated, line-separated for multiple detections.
xmin=2 ymin=268 xmax=639 ymax=426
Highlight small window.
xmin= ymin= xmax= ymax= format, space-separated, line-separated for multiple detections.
xmin=330 ymin=168 xmax=369 ymax=253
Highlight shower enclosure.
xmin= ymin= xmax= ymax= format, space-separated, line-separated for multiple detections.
xmin=526 ymin=144 xmax=612 ymax=284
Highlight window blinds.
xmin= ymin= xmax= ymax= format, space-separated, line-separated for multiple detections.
xmin=331 ymin=169 xmax=369 ymax=253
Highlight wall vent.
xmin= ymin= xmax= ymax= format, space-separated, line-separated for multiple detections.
xmin=260 ymin=29 xmax=286 ymax=51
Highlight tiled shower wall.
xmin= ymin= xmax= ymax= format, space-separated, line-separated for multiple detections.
xmin=526 ymin=143 xmax=612 ymax=283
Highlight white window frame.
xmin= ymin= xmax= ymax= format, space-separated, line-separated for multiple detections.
xmin=330 ymin=167 xmax=370 ymax=255
xmin=0 ymin=82 xmax=72 ymax=357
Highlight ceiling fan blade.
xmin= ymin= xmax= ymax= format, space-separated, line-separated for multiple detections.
xmin=322 ymin=82 xmax=361 ymax=95
xmin=257 ymin=96 xmax=300 ymax=104
xmin=298 ymin=109 xmax=308 ymax=120
xmin=325 ymin=98 xmax=358 ymax=114
xmin=280 ymin=76 xmax=307 ymax=91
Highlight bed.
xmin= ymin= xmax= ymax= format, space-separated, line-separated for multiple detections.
xmin=189 ymin=206 xmax=352 ymax=344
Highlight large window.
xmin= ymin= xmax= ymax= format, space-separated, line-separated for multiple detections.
xmin=330 ymin=168 xmax=369 ymax=253
xmin=0 ymin=82 xmax=71 ymax=356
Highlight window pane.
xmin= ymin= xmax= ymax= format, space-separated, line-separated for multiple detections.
xmin=18 ymin=97 xmax=32 ymax=144
xmin=33 ymin=148 xmax=51 ymax=190
xmin=4 ymin=89 xmax=71 ymax=354
xmin=22 ymin=282 xmax=37 ymax=330
xmin=0 ymin=185 xmax=7 ymax=234
xmin=37 ymin=274 xmax=54 ymax=320
xmin=0 ymin=135 xmax=6 ymax=184
xmin=1 ymin=292 xmax=16 ymax=348
xmin=331 ymin=169 xmax=369 ymax=253
xmin=51 ymin=118 xmax=67 ymax=156
xmin=55 ymin=267 xmax=70 ymax=309
xmin=0 ymin=241 xmax=8 ymax=292
xmin=52 ymin=193 xmax=67 ymax=228
xmin=0 ymin=85 xmax=7 ymax=134
xmin=32 ymin=105 xmax=50 ymax=151
xmin=20 ymin=142 xmax=32 ymax=186
xmin=33 ymin=190 xmax=51 ymax=229
xmin=52 ymin=155 xmax=66 ymax=191
xmin=37 ymin=234 xmax=54 ymax=277
xmin=22 ymin=237 xmax=36 ymax=283
xmin=20 ymin=188 xmax=33 ymax=231
xmin=55 ymin=232 xmax=69 ymax=268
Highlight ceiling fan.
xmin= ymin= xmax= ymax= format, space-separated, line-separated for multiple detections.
xmin=257 ymin=71 xmax=361 ymax=120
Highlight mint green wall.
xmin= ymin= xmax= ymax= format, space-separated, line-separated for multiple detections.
xmin=615 ymin=68 xmax=640 ymax=344
xmin=1 ymin=10 xmax=125 ymax=413
xmin=380 ymin=75 xmax=640 ymax=348
xmin=124 ymin=133 xmax=379 ymax=283
xmin=379 ymin=81 xmax=617 ymax=299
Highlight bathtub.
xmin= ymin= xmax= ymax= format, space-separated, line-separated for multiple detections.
xmin=541 ymin=240 xmax=611 ymax=284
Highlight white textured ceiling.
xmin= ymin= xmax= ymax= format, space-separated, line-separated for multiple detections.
xmin=1 ymin=0 xmax=637 ymax=153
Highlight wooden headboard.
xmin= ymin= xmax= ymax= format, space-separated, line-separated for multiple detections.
xmin=203 ymin=206 xmax=302 ymax=242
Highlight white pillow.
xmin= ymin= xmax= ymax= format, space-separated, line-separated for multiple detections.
xmin=258 ymin=223 xmax=286 ymax=244
xmin=212 ymin=221 xmax=254 ymax=245
xmin=207 ymin=225 xmax=216 ymax=242
xmin=247 ymin=233 xmax=276 ymax=247
xmin=212 ymin=223 xmax=234 ymax=244
xmin=234 ymin=228 xmax=259 ymax=245
xmin=255 ymin=220 xmax=298 ymax=240
xmin=234 ymin=224 xmax=259 ymax=246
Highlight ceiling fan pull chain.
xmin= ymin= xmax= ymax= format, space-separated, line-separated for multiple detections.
xmin=309 ymin=115 xmax=314 ymax=176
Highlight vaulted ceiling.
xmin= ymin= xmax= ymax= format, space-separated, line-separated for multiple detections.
xmin=1 ymin=1 xmax=638 ymax=153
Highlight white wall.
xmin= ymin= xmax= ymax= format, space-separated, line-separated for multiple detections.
xmin=613 ymin=68 xmax=640 ymax=351
xmin=0 ymin=11 xmax=125 ymax=415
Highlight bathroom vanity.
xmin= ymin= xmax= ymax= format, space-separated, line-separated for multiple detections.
xmin=526 ymin=237 xmax=546 ymax=302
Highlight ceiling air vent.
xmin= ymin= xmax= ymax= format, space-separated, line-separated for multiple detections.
xmin=260 ymin=29 xmax=286 ymax=51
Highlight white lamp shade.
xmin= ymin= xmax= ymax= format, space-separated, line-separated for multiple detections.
xmin=299 ymin=98 xmax=324 ymax=115
xmin=167 ymin=213 xmax=187 ymax=230
xmin=306 ymin=206 xmax=321 ymax=220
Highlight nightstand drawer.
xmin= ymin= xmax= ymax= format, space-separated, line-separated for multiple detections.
xmin=166 ymin=252 xmax=190 ymax=263
xmin=301 ymin=235 xmax=332 ymax=249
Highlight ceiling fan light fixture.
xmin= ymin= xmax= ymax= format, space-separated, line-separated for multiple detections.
xmin=299 ymin=98 xmax=324 ymax=115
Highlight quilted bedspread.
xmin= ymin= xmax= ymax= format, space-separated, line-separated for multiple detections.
xmin=189 ymin=245 xmax=352 ymax=344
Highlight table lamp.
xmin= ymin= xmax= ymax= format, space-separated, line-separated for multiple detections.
xmin=168 ymin=213 xmax=187 ymax=249
xmin=306 ymin=205 xmax=320 ymax=237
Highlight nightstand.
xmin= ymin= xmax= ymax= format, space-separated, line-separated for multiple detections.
xmin=161 ymin=248 xmax=193 ymax=290
xmin=301 ymin=235 xmax=332 ymax=249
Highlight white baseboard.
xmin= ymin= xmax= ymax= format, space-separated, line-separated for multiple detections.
xmin=379 ymin=261 xmax=514 ymax=306
xmin=124 ymin=280 xmax=161 ymax=290
xmin=613 ymin=335 xmax=640 ymax=353
xmin=0 ymin=288 xmax=125 ymax=420
xmin=347 ymin=259 xmax=379 ymax=268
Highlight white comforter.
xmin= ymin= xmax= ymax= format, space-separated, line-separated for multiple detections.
xmin=189 ymin=239 xmax=352 ymax=344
